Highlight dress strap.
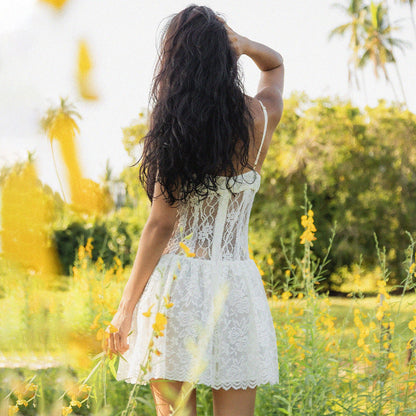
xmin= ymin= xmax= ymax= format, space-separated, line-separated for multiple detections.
xmin=253 ymin=100 xmax=268 ymax=169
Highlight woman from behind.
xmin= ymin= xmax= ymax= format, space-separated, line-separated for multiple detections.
xmin=107 ymin=5 xmax=284 ymax=416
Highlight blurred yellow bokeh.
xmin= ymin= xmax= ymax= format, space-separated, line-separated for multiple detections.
xmin=0 ymin=161 xmax=61 ymax=277
xmin=77 ymin=39 xmax=98 ymax=100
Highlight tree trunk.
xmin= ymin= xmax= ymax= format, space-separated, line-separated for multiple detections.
xmin=385 ymin=68 xmax=400 ymax=104
xmin=409 ymin=3 xmax=416 ymax=43
xmin=393 ymin=61 xmax=408 ymax=108
xmin=360 ymin=68 xmax=368 ymax=106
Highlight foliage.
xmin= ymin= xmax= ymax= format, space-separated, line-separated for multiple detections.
xmin=53 ymin=219 xmax=132 ymax=275
xmin=251 ymin=92 xmax=416 ymax=291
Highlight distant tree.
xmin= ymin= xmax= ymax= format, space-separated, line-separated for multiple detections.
xmin=330 ymin=0 xmax=410 ymax=106
xmin=329 ymin=0 xmax=369 ymax=96
xmin=360 ymin=1 xmax=410 ymax=106
xmin=396 ymin=0 xmax=416 ymax=41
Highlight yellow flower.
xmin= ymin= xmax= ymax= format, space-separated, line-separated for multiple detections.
xmin=325 ymin=340 xmax=335 ymax=352
xmin=77 ymin=39 xmax=98 ymax=100
xmin=154 ymin=349 xmax=162 ymax=356
xmin=16 ymin=399 xmax=28 ymax=407
xmin=267 ymin=257 xmax=274 ymax=266
xmin=281 ymin=291 xmax=292 ymax=301
xmin=376 ymin=307 xmax=384 ymax=321
xmin=114 ymin=256 xmax=122 ymax=267
xmin=70 ymin=400 xmax=82 ymax=408
xmin=163 ymin=296 xmax=174 ymax=309
xmin=85 ymin=237 xmax=94 ymax=257
xmin=179 ymin=242 xmax=196 ymax=257
xmin=62 ymin=406 xmax=73 ymax=416
xmin=79 ymin=384 xmax=91 ymax=393
xmin=78 ymin=245 xmax=85 ymax=261
xmin=299 ymin=209 xmax=317 ymax=245
xmin=297 ymin=292 xmax=304 ymax=299
xmin=8 ymin=405 xmax=19 ymax=415
xmin=90 ymin=312 xmax=102 ymax=329
xmin=95 ymin=256 xmax=104 ymax=272
xmin=284 ymin=269 xmax=291 ymax=278
xmin=103 ymin=322 xmax=118 ymax=333
xmin=26 ymin=383 xmax=38 ymax=392
xmin=153 ymin=312 xmax=167 ymax=336
xmin=408 ymin=316 xmax=416 ymax=333
xmin=39 ymin=0 xmax=69 ymax=9
xmin=142 ymin=304 xmax=155 ymax=317
xmin=96 ymin=327 xmax=109 ymax=341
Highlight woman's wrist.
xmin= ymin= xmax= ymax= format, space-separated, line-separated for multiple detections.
xmin=118 ymin=295 xmax=136 ymax=316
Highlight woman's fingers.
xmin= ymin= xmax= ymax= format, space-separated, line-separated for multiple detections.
xmin=108 ymin=331 xmax=116 ymax=355
xmin=113 ymin=332 xmax=120 ymax=353
xmin=220 ymin=21 xmax=242 ymax=58
xmin=119 ymin=333 xmax=129 ymax=353
xmin=216 ymin=15 xmax=226 ymax=25
xmin=105 ymin=330 xmax=129 ymax=356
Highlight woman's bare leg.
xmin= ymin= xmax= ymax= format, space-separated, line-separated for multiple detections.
xmin=149 ymin=379 xmax=197 ymax=416
xmin=212 ymin=387 xmax=256 ymax=416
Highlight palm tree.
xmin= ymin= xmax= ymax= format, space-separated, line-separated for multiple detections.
xmin=359 ymin=1 xmax=410 ymax=106
xmin=329 ymin=0 xmax=369 ymax=101
xmin=396 ymin=0 xmax=416 ymax=41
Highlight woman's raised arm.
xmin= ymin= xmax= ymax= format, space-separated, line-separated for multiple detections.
xmin=223 ymin=20 xmax=284 ymax=124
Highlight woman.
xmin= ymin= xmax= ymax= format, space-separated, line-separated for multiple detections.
xmin=106 ymin=5 xmax=284 ymax=416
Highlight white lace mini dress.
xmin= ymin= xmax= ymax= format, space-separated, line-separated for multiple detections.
xmin=116 ymin=101 xmax=279 ymax=390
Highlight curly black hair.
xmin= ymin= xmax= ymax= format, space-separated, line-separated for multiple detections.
xmin=137 ymin=4 xmax=254 ymax=206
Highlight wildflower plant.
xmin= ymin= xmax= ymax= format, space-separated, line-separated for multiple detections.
xmin=5 ymin=377 xmax=38 ymax=416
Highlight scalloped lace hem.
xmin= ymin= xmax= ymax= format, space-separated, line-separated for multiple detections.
xmin=117 ymin=373 xmax=279 ymax=390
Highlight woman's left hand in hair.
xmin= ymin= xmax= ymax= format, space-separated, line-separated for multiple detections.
xmin=217 ymin=17 xmax=248 ymax=59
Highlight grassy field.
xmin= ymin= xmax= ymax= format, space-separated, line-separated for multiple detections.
xmin=1 ymin=208 xmax=416 ymax=415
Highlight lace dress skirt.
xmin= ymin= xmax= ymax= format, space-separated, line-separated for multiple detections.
xmin=115 ymin=251 xmax=279 ymax=390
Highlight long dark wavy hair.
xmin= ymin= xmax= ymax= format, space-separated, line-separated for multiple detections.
xmin=137 ymin=4 xmax=254 ymax=206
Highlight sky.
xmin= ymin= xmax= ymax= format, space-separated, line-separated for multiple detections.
xmin=0 ymin=0 xmax=415 ymax=195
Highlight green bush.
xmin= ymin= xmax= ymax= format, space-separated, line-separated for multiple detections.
xmin=53 ymin=220 xmax=132 ymax=275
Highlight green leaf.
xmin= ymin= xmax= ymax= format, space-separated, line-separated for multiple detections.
xmin=107 ymin=356 xmax=118 ymax=379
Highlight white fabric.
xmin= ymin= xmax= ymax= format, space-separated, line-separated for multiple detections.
xmin=116 ymin=100 xmax=279 ymax=389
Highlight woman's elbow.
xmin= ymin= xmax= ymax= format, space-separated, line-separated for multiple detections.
xmin=145 ymin=218 xmax=176 ymax=238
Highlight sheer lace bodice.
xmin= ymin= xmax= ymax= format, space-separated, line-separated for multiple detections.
xmin=162 ymin=170 xmax=261 ymax=261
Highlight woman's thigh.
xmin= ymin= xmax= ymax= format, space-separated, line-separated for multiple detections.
xmin=149 ymin=378 xmax=197 ymax=416
xmin=211 ymin=387 xmax=257 ymax=416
